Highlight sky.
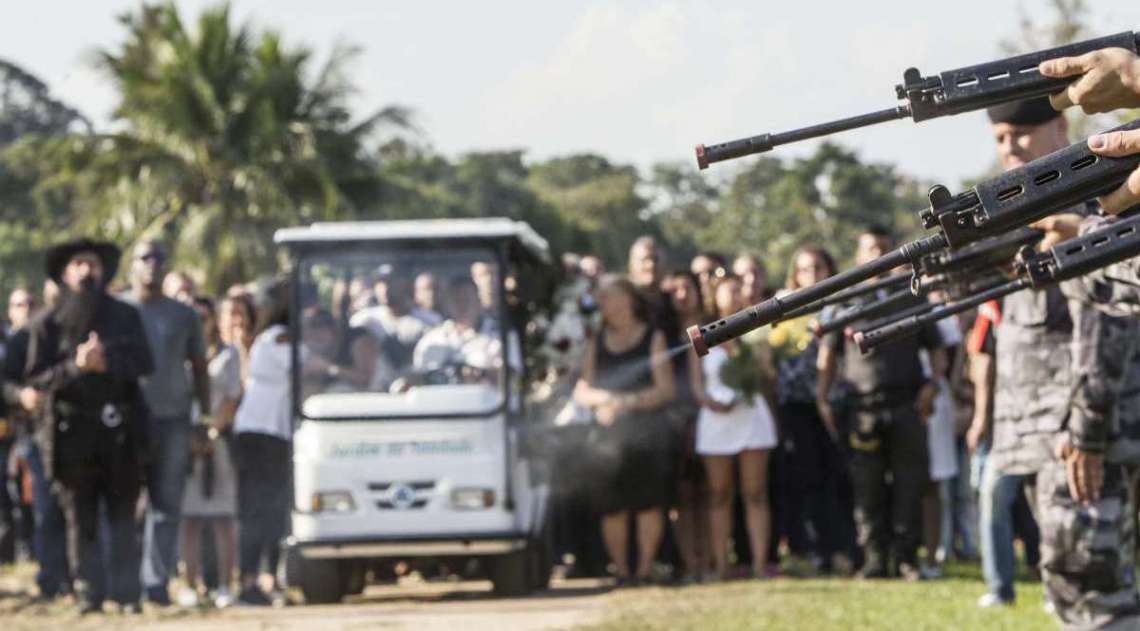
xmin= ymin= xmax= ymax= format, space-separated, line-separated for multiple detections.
xmin=2 ymin=0 xmax=1139 ymax=187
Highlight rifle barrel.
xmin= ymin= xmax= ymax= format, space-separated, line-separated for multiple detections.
xmin=695 ymin=106 xmax=910 ymax=169
xmin=687 ymin=233 xmax=946 ymax=355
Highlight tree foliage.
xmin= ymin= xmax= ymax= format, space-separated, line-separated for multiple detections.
xmin=30 ymin=2 xmax=410 ymax=290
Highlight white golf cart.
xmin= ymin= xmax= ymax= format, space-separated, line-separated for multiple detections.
xmin=276 ymin=218 xmax=556 ymax=603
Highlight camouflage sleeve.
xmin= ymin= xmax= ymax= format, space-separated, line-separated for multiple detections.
xmin=1065 ymin=215 xmax=1140 ymax=316
xmin=1062 ymin=291 xmax=1139 ymax=453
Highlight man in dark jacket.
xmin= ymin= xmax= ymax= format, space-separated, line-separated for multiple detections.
xmin=20 ymin=239 xmax=153 ymax=614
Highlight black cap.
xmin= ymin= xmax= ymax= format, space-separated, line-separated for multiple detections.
xmin=44 ymin=238 xmax=121 ymax=284
xmin=986 ymin=97 xmax=1061 ymax=126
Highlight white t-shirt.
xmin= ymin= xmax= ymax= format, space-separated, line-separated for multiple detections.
xmin=413 ymin=320 xmax=503 ymax=371
xmin=234 ymin=325 xmax=295 ymax=440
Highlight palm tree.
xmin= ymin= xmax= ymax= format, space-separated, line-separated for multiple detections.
xmin=48 ymin=2 xmax=410 ymax=290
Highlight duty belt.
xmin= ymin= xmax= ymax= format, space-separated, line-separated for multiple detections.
xmin=852 ymin=389 xmax=919 ymax=412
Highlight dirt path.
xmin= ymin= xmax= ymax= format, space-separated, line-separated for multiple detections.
xmin=0 ymin=571 xmax=610 ymax=631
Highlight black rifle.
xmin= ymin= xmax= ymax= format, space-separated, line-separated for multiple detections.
xmin=811 ymin=286 xmax=925 ymax=338
xmin=911 ymin=228 xmax=1043 ymax=294
xmin=815 ymin=269 xmax=1009 ymax=338
xmin=695 ymin=31 xmax=1140 ymax=169
xmin=855 ymin=212 xmax=1140 ymax=353
xmin=779 ymin=270 xmax=911 ymax=321
xmin=686 ymin=119 xmax=1140 ymax=357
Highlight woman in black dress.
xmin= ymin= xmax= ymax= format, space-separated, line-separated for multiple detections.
xmin=573 ymin=275 xmax=675 ymax=584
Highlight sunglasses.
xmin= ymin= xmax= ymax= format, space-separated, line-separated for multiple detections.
xmin=137 ymin=252 xmax=165 ymax=263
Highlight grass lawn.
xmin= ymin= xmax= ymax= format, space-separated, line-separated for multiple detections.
xmin=581 ymin=562 xmax=1055 ymax=631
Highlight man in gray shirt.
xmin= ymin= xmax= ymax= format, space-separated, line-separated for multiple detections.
xmin=124 ymin=240 xmax=209 ymax=606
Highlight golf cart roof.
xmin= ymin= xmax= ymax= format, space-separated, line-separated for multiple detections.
xmin=275 ymin=218 xmax=550 ymax=262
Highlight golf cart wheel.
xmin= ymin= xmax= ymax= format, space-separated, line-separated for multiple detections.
xmin=529 ymin=532 xmax=553 ymax=591
xmin=488 ymin=550 xmax=532 ymax=597
xmin=299 ymin=558 xmax=345 ymax=604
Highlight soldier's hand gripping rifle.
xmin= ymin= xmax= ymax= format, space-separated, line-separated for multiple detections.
xmin=686 ymin=118 xmax=1140 ymax=357
xmin=695 ymin=31 xmax=1140 ymax=169
xmin=855 ymin=210 xmax=1140 ymax=353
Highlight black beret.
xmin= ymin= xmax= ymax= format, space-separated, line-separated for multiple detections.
xmin=986 ymin=97 xmax=1061 ymax=126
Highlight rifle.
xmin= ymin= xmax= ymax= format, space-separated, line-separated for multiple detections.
xmin=811 ymin=286 xmax=925 ymax=338
xmin=686 ymin=118 xmax=1140 ymax=357
xmin=855 ymin=211 xmax=1140 ymax=353
xmin=814 ymin=269 xmax=1009 ymax=338
xmin=911 ymin=228 xmax=1043 ymax=294
xmin=779 ymin=270 xmax=911 ymax=321
xmin=695 ymin=31 xmax=1140 ymax=169
xmin=780 ymin=232 xmax=1031 ymax=327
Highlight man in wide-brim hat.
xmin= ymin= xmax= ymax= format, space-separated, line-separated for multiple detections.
xmin=44 ymin=239 xmax=121 ymax=287
xmin=20 ymin=236 xmax=154 ymax=614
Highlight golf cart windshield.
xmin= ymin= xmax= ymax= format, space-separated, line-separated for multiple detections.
xmin=297 ymin=247 xmax=506 ymax=420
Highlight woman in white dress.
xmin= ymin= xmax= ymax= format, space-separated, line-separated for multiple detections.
xmin=178 ymin=297 xmax=242 ymax=608
xmin=691 ymin=275 xmax=778 ymax=580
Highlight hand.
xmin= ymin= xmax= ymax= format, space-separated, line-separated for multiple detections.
xmin=816 ymin=399 xmax=839 ymax=443
xmin=75 ymin=332 xmax=106 ymax=374
xmin=19 ymin=387 xmax=41 ymax=413
xmin=1085 ymin=130 xmax=1140 ymax=215
xmin=1028 ymin=214 xmax=1081 ymax=250
xmin=1055 ymin=439 xmax=1105 ymax=505
xmin=706 ymin=397 xmax=736 ymax=414
xmin=915 ymin=381 xmax=938 ymax=421
xmin=594 ymin=402 xmax=619 ymax=427
xmin=965 ymin=421 xmax=987 ymax=454
xmin=1039 ymin=48 xmax=1140 ymax=114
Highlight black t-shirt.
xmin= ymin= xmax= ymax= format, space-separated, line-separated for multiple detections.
xmin=824 ymin=292 xmax=945 ymax=401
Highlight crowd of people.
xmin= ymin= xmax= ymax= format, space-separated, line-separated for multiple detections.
xmin=546 ymin=94 xmax=1132 ymax=627
xmin=0 ymin=238 xmax=521 ymax=614
xmin=0 ymin=46 xmax=1138 ymax=631
xmin=0 ymin=238 xmax=303 ymax=612
xmin=549 ymin=231 xmax=979 ymax=587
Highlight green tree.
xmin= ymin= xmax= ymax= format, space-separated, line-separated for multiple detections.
xmin=676 ymin=143 xmax=927 ymax=275
xmin=34 ymin=2 xmax=410 ymax=290
xmin=0 ymin=60 xmax=92 ymax=294
xmin=528 ymin=154 xmax=660 ymax=269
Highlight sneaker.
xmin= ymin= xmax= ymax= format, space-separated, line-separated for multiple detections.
xmin=118 ymin=602 xmax=143 ymax=615
xmin=897 ymin=562 xmax=922 ymax=582
xmin=76 ymin=598 xmax=103 ymax=615
xmin=145 ymin=586 xmax=172 ymax=607
xmin=829 ymin=553 xmax=855 ymax=577
xmin=1043 ymin=600 xmax=1057 ymax=616
xmin=919 ymin=563 xmax=944 ymax=580
xmin=213 ymin=587 xmax=236 ymax=609
xmin=977 ymin=593 xmax=1014 ymax=609
xmin=175 ymin=587 xmax=200 ymax=609
xmin=237 ymin=587 xmax=272 ymax=607
xmin=782 ymin=555 xmax=817 ymax=578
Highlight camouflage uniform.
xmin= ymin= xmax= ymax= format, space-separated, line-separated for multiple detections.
xmin=1042 ymin=213 xmax=1140 ymax=630
xmin=978 ymin=285 xmax=1073 ymax=603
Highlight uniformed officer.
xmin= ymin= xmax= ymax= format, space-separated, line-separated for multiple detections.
xmin=21 ymin=239 xmax=153 ymax=614
xmin=966 ymin=98 xmax=1088 ymax=612
xmin=1046 ymin=261 xmax=1140 ymax=630
xmin=816 ymin=226 xmax=948 ymax=580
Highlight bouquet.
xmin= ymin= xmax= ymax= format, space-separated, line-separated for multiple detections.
xmin=716 ymin=332 xmax=772 ymax=405
xmin=766 ymin=315 xmax=815 ymax=363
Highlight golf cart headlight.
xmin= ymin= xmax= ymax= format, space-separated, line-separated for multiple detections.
xmin=311 ymin=491 xmax=356 ymax=513
xmin=451 ymin=488 xmax=495 ymax=510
